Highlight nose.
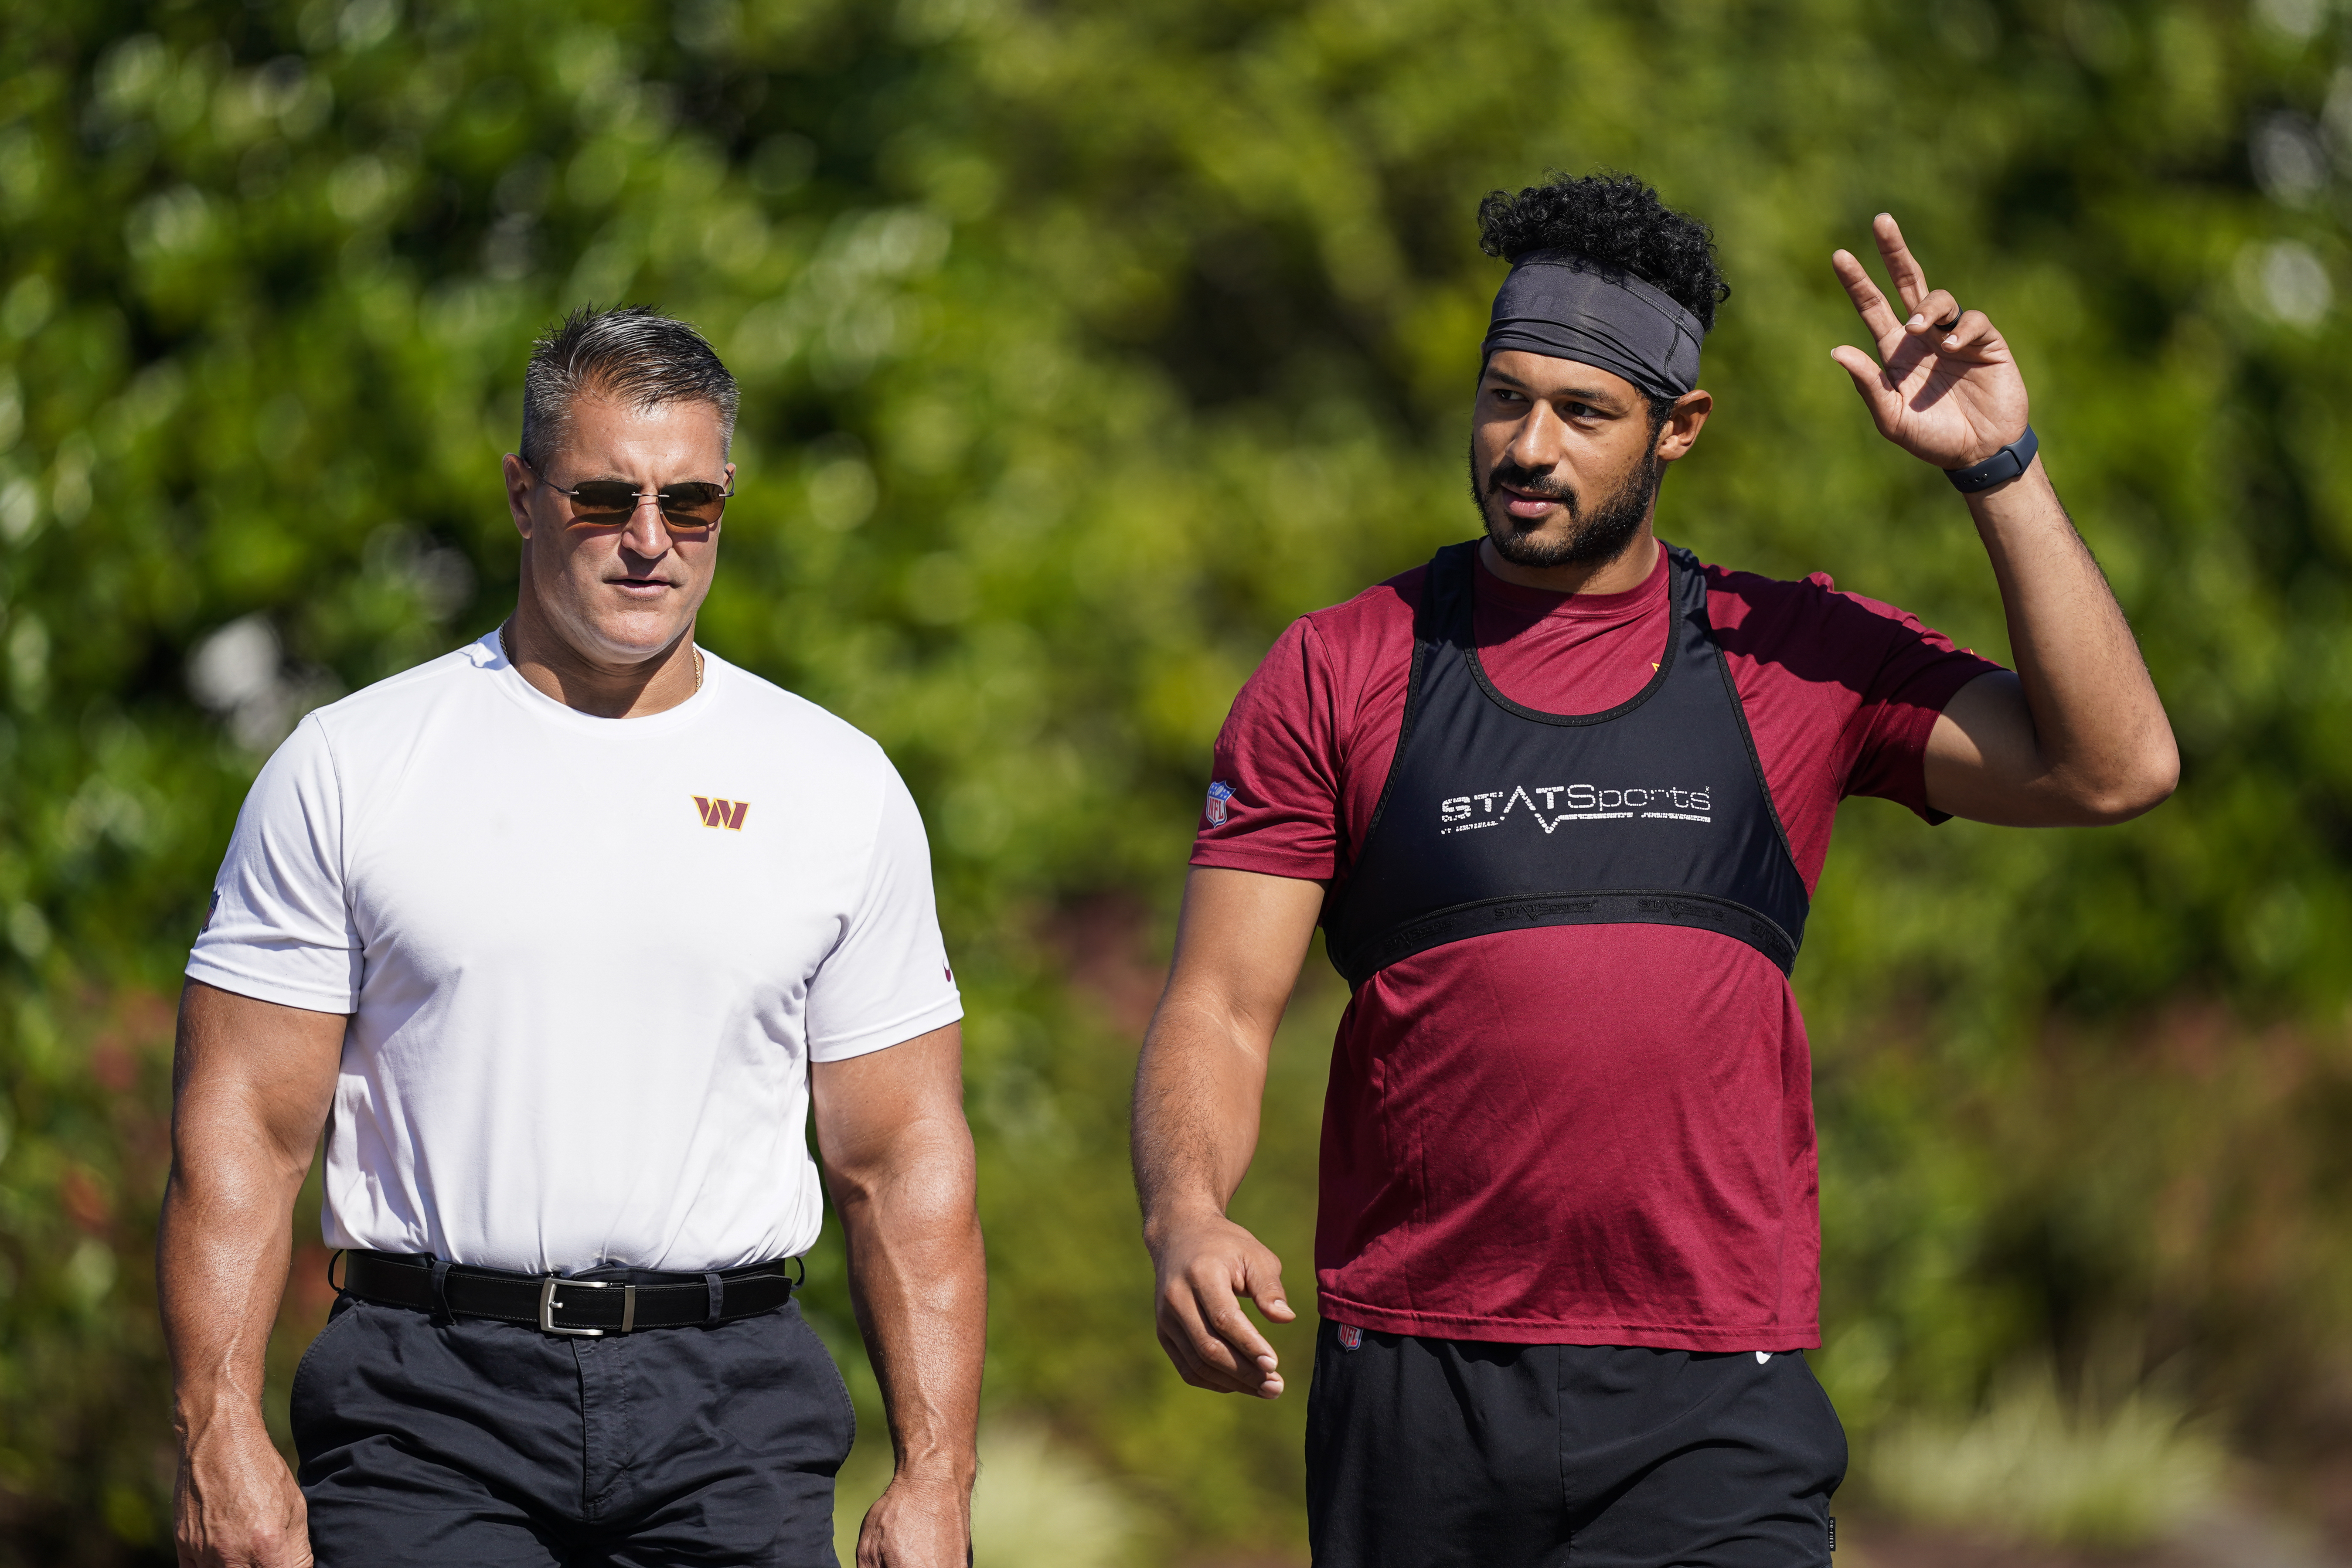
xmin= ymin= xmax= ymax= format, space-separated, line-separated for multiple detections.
xmin=619 ymin=493 xmax=674 ymax=557
xmin=1504 ymin=401 xmax=1569 ymax=475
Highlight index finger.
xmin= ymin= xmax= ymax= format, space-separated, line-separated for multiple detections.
xmin=1202 ymin=1289 xmax=1280 ymax=1371
xmin=1873 ymin=212 xmax=1933 ymax=316
xmin=1832 ymin=247 xmax=1904 ymax=347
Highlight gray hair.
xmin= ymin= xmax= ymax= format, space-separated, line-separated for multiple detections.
xmin=519 ymin=305 xmax=740 ymax=473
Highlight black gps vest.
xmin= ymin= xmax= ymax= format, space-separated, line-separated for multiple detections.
xmin=1321 ymin=540 xmax=1810 ymax=990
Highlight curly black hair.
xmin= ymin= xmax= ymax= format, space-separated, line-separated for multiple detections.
xmin=1477 ymin=171 xmax=1729 ymax=332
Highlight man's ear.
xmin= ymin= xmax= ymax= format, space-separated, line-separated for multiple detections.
xmin=502 ymin=454 xmax=537 ymax=538
xmin=1656 ymin=390 xmax=1713 ymax=462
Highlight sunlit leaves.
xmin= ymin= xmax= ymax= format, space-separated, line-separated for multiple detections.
xmin=7 ymin=0 xmax=2352 ymax=1555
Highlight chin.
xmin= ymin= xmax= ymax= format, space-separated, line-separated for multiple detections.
xmin=574 ymin=613 xmax=691 ymax=667
xmin=1486 ymin=513 xmax=1643 ymax=571
xmin=610 ymin=630 xmax=689 ymax=663
xmin=1492 ymin=518 xmax=1569 ymax=554
xmin=1486 ymin=511 xmax=1576 ymax=558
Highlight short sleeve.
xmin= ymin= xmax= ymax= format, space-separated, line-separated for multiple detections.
xmin=186 ymin=714 xmax=362 ymax=1014
xmin=804 ymin=767 xmax=963 ymax=1061
xmin=1191 ymin=616 xmax=1346 ymax=880
xmin=1831 ymin=581 xmax=2007 ymax=822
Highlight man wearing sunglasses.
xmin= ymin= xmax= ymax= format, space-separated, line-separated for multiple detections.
xmin=162 ymin=306 xmax=981 ymax=1567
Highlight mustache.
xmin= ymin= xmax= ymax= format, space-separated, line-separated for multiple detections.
xmin=1484 ymin=460 xmax=1576 ymax=510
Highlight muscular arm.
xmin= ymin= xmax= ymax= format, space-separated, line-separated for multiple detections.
xmin=1132 ymin=866 xmax=1326 ymax=1399
xmin=811 ymin=1024 xmax=984 ymax=1568
xmin=1830 ymin=212 xmax=2177 ymax=827
xmin=160 ymin=980 xmax=347 ymax=1568
xmin=1921 ymin=462 xmax=2177 ymax=824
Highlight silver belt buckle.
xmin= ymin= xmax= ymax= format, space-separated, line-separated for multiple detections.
xmin=539 ymin=1275 xmax=637 ymax=1337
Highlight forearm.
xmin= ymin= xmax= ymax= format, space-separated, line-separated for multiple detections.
xmin=834 ymin=1123 xmax=984 ymax=1483
xmin=163 ymin=981 xmax=344 ymax=1565
xmin=1128 ymin=868 xmax=1320 ymax=1398
xmin=1965 ymin=458 xmax=2176 ymax=811
xmin=159 ymin=1147 xmax=309 ymax=1440
xmin=1131 ymin=995 xmax=1272 ymax=1245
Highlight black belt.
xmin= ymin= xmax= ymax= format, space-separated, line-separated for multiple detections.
xmin=337 ymin=1249 xmax=801 ymax=1337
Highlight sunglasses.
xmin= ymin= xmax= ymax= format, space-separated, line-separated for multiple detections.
xmin=529 ymin=464 xmax=732 ymax=528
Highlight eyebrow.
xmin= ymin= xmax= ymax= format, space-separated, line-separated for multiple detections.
xmin=1480 ymin=370 xmax=1631 ymax=411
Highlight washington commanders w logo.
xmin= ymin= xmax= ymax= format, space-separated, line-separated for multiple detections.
xmin=691 ymin=796 xmax=750 ymax=830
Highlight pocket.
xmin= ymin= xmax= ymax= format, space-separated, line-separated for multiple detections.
xmin=289 ymin=1298 xmax=364 ymax=1439
xmin=1790 ymin=1353 xmax=1851 ymax=1490
xmin=789 ymin=1311 xmax=859 ymax=1457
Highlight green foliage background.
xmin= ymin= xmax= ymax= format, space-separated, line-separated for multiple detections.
xmin=6 ymin=0 xmax=2352 ymax=1559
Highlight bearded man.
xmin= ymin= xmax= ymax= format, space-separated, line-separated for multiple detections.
xmin=1131 ymin=172 xmax=2176 ymax=1565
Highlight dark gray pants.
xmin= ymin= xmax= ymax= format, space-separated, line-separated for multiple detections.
xmin=1306 ymin=1327 xmax=1847 ymax=1568
xmin=293 ymin=1292 xmax=854 ymax=1566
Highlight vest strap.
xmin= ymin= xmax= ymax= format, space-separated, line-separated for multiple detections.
xmin=1332 ymin=887 xmax=1798 ymax=989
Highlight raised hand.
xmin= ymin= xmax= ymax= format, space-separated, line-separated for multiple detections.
xmin=1830 ymin=213 xmax=2029 ymax=471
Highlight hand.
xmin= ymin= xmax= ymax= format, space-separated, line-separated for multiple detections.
xmin=1148 ymin=1211 xmax=1295 ymax=1398
xmin=855 ymin=1468 xmax=972 ymax=1568
xmin=174 ymin=1420 xmax=311 ymax=1567
xmin=1830 ymin=213 xmax=2030 ymax=470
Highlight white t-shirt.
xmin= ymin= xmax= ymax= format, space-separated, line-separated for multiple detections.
xmin=187 ymin=633 xmax=962 ymax=1275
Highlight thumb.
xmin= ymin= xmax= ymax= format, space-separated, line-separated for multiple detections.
xmin=1243 ymin=1252 xmax=1296 ymax=1323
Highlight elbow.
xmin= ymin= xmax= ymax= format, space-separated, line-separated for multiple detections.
xmin=2072 ymin=739 xmax=2180 ymax=825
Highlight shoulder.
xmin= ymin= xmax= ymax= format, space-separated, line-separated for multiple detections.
xmin=1299 ymin=563 xmax=1426 ymax=650
xmin=296 ymin=638 xmax=500 ymax=761
xmin=309 ymin=637 xmax=497 ymax=724
xmin=703 ymin=653 xmax=903 ymax=782
xmin=1698 ymin=558 xmax=1933 ymax=654
xmin=1225 ymin=563 xmax=1425 ymax=723
xmin=1261 ymin=562 xmax=1426 ymax=680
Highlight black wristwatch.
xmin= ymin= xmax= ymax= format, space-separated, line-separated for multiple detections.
xmin=1944 ymin=426 xmax=2037 ymax=494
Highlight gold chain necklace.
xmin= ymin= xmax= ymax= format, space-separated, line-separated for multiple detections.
xmin=499 ymin=622 xmax=702 ymax=694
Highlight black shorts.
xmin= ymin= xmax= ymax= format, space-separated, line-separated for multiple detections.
xmin=1305 ymin=1323 xmax=1846 ymax=1568
xmin=293 ymin=1290 xmax=854 ymax=1566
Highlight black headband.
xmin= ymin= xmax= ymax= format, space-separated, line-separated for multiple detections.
xmin=1480 ymin=249 xmax=1707 ymax=401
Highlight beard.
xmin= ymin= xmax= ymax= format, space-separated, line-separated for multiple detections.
xmin=1469 ymin=441 xmax=1663 ymax=570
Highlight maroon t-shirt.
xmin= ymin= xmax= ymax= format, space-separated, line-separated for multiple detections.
xmin=1192 ymin=540 xmax=2002 ymax=1350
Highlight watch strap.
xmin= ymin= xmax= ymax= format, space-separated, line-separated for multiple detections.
xmin=1945 ymin=425 xmax=2038 ymax=494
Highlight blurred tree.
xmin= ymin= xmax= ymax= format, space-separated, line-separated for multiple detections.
xmin=5 ymin=0 xmax=2352 ymax=1560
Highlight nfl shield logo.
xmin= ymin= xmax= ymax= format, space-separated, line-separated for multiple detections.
xmin=1337 ymin=1324 xmax=1362 ymax=1350
xmin=1205 ymin=780 xmax=1235 ymax=827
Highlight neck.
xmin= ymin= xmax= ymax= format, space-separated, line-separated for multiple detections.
xmin=501 ymin=600 xmax=701 ymax=719
xmin=1477 ymin=520 xmax=1660 ymax=597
